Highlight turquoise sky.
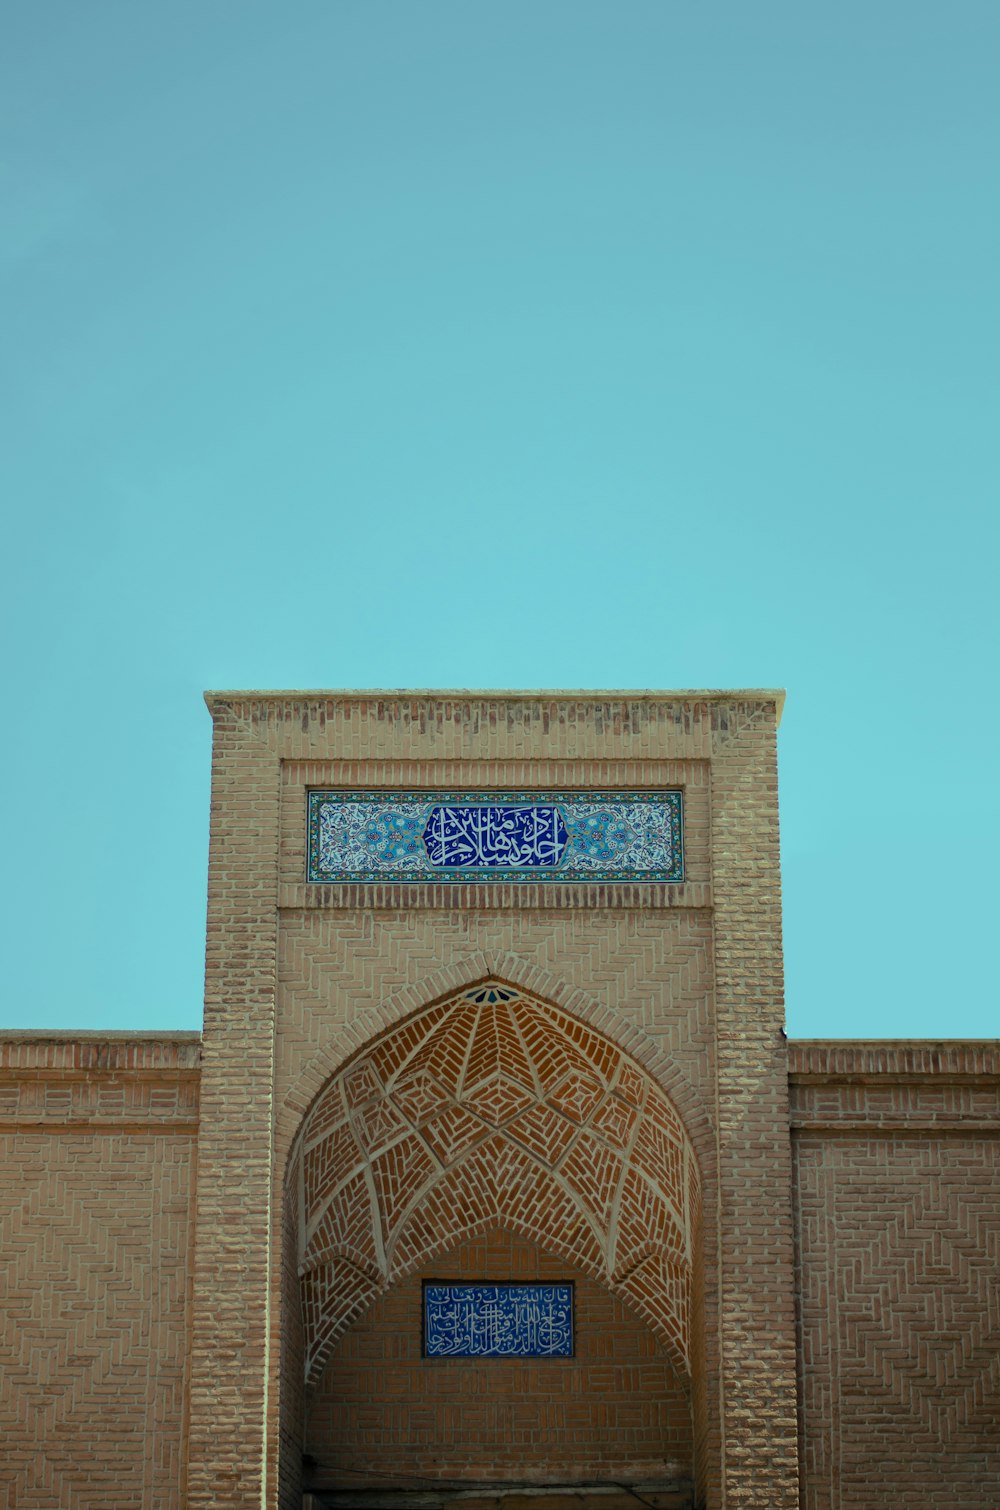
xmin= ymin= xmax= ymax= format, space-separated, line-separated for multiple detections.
xmin=3 ymin=4 xmax=997 ymax=1037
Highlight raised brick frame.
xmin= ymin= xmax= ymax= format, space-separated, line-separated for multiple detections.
xmin=188 ymin=689 xmax=799 ymax=1510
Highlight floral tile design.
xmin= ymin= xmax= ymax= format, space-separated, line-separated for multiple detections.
xmin=307 ymin=790 xmax=683 ymax=883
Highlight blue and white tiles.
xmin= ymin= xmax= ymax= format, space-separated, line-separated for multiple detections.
xmin=423 ymin=1283 xmax=573 ymax=1357
xmin=307 ymin=790 xmax=683 ymax=883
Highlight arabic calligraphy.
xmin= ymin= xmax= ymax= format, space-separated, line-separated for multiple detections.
xmin=422 ymin=805 xmax=568 ymax=868
xmin=424 ymin=1283 xmax=573 ymax=1357
xmin=307 ymin=790 xmax=683 ymax=883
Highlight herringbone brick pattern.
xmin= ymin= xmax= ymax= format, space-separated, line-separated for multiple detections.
xmin=0 ymin=1133 xmax=193 ymax=1508
xmin=8 ymin=692 xmax=996 ymax=1510
xmin=792 ymin=1045 xmax=1000 ymax=1509
xmin=0 ymin=1037 xmax=198 ymax=1510
xmin=290 ymin=985 xmax=699 ymax=1389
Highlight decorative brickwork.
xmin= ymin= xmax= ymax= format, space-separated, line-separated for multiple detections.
xmin=0 ymin=1034 xmax=199 ymax=1510
xmin=289 ymin=984 xmax=700 ymax=1390
xmin=196 ymin=690 xmax=789 ymax=1510
xmin=9 ymin=693 xmax=995 ymax=1510
xmin=274 ymin=923 xmax=717 ymax=1159
xmin=791 ymin=1042 xmax=1000 ymax=1510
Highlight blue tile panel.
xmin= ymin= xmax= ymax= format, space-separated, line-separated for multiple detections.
xmin=307 ymin=790 xmax=683 ymax=883
xmin=423 ymin=1283 xmax=573 ymax=1358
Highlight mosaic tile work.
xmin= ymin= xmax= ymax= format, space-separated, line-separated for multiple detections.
xmin=307 ymin=791 xmax=683 ymax=883
xmin=423 ymin=1283 xmax=573 ymax=1358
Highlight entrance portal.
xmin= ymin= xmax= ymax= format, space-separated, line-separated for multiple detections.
xmin=284 ymin=983 xmax=703 ymax=1506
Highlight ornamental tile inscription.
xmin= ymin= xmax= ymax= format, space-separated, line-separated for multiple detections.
xmin=307 ymin=790 xmax=683 ymax=883
xmin=423 ymin=1283 xmax=573 ymax=1357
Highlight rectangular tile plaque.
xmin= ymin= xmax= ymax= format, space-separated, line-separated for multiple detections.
xmin=423 ymin=1283 xmax=573 ymax=1357
xmin=307 ymin=790 xmax=683 ymax=883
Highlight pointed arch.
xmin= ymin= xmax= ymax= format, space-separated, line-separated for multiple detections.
xmin=286 ymin=980 xmax=703 ymax=1388
xmin=278 ymin=954 xmax=715 ymax=1179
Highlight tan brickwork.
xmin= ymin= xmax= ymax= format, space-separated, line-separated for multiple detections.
xmin=0 ymin=1034 xmax=199 ymax=1509
xmin=274 ymin=911 xmax=717 ymax=1152
xmin=288 ymin=983 xmax=700 ymax=1383
xmin=8 ymin=690 xmax=1000 ymax=1510
xmin=277 ymin=755 xmax=711 ymax=911
xmin=5 ymin=691 xmax=1000 ymax=1510
xmin=306 ymin=1230 xmax=693 ymax=1492
xmin=188 ymin=703 xmax=283 ymax=1508
xmin=707 ymin=701 xmax=799 ymax=1507
xmin=791 ymin=1041 xmax=1000 ymax=1510
xmin=281 ymin=1178 xmax=306 ymax=1510
xmin=184 ymin=689 xmax=793 ymax=1509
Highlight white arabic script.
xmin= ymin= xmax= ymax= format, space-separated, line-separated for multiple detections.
xmin=423 ymin=806 xmax=567 ymax=868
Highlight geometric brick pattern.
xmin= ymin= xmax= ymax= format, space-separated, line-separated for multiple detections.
xmin=0 ymin=1131 xmax=193 ymax=1509
xmin=194 ymin=689 xmax=787 ymax=1510
xmin=7 ymin=692 xmax=993 ymax=1510
xmin=290 ymin=983 xmax=700 ymax=1387
xmin=276 ymin=909 xmax=716 ymax=1141
xmin=795 ymin=1134 xmax=1000 ymax=1509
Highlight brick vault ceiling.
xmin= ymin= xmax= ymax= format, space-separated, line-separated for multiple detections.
xmin=289 ymin=982 xmax=700 ymax=1383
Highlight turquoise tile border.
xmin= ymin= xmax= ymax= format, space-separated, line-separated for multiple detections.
xmin=306 ymin=790 xmax=683 ymax=883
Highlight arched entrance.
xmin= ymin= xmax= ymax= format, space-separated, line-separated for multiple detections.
xmin=283 ymin=982 xmax=704 ymax=1506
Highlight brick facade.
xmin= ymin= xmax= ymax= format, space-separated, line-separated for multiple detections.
xmin=0 ymin=692 xmax=996 ymax=1509
xmin=0 ymin=1035 xmax=199 ymax=1509
xmin=791 ymin=1042 xmax=1000 ymax=1509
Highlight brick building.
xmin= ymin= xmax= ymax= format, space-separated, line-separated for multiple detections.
xmin=1 ymin=690 xmax=997 ymax=1509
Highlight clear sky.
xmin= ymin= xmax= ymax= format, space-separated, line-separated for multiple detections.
xmin=3 ymin=4 xmax=997 ymax=1038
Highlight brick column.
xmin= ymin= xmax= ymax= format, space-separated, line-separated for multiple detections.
xmin=710 ymin=700 xmax=799 ymax=1506
xmin=187 ymin=702 xmax=280 ymax=1508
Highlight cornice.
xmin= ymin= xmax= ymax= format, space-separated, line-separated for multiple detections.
xmin=205 ymin=687 xmax=787 ymax=724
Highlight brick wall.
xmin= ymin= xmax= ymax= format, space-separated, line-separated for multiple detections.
xmin=195 ymin=689 xmax=794 ymax=1509
xmin=0 ymin=1034 xmax=199 ymax=1510
xmin=5 ymin=692 xmax=999 ymax=1510
xmin=306 ymin=1230 xmax=692 ymax=1492
xmin=188 ymin=701 xmax=283 ymax=1508
xmin=791 ymin=1042 xmax=1000 ymax=1510
xmin=707 ymin=701 xmax=797 ymax=1507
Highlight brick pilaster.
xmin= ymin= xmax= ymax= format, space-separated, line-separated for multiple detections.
xmin=187 ymin=703 xmax=281 ymax=1508
xmin=710 ymin=701 xmax=799 ymax=1505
